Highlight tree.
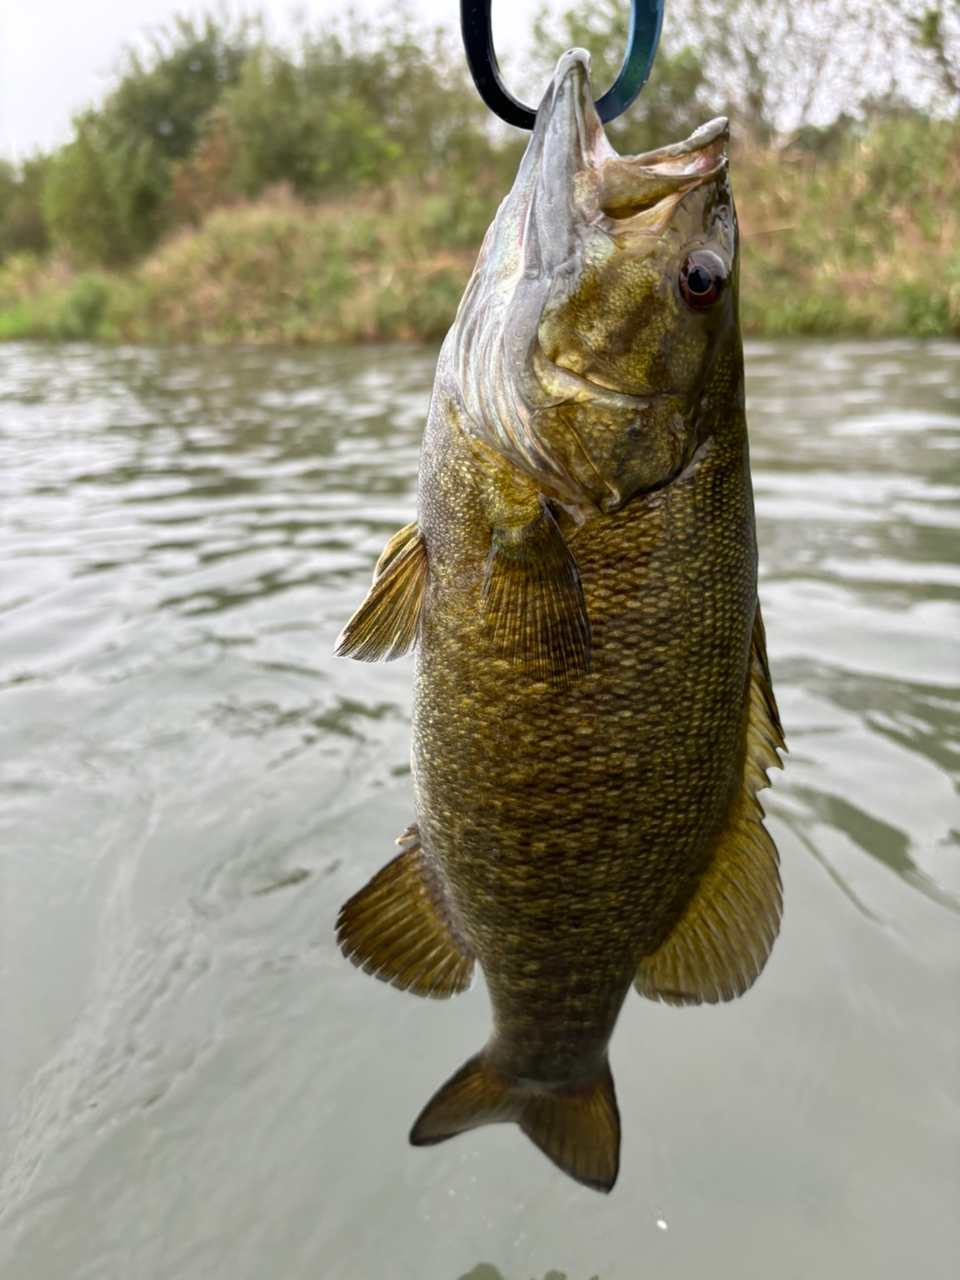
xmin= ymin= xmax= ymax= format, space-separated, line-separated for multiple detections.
xmin=908 ymin=3 xmax=960 ymax=105
xmin=0 ymin=155 xmax=51 ymax=260
xmin=43 ymin=13 xmax=253 ymax=264
xmin=217 ymin=14 xmax=497 ymax=201
xmin=669 ymin=0 xmax=960 ymax=140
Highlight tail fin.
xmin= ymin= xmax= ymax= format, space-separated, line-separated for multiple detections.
xmin=409 ymin=1052 xmax=620 ymax=1193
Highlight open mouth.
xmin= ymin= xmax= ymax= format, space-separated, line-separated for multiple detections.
xmin=596 ymin=118 xmax=729 ymax=219
xmin=545 ymin=51 xmax=728 ymax=222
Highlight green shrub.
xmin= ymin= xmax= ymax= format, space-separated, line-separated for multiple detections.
xmin=43 ymin=13 xmax=253 ymax=265
xmin=0 ymin=258 xmax=116 ymax=340
xmin=51 ymin=275 xmax=113 ymax=339
xmin=0 ymin=156 xmax=51 ymax=260
xmin=43 ymin=116 xmax=156 ymax=265
xmin=217 ymin=15 xmax=498 ymax=202
xmin=3 ymin=4 xmax=958 ymax=343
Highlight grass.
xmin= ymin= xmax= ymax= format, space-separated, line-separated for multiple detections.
xmin=2 ymin=115 xmax=958 ymax=344
xmin=734 ymin=116 xmax=960 ymax=337
xmin=0 ymin=182 xmax=484 ymax=345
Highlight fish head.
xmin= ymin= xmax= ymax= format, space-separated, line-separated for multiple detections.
xmin=450 ymin=50 xmax=742 ymax=513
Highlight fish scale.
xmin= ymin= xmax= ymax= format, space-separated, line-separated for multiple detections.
xmin=336 ymin=50 xmax=784 ymax=1192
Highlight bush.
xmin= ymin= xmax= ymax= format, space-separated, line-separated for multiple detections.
xmin=42 ymin=115 xmax=154 ymax=265
xmin=43 ymin=13 xmax=253 ymax=265
xmin=217 ymin=15 xmax=500 ymax=202
xmin=37 ymin=8 xmax=508 ymax=267
xmin=0 ymin=156 xmax=51 ymax=260
xmin=0 ymin=256 xmax=117 ymax=341
xmin=50 ymin=275 xmax=113 ymax=340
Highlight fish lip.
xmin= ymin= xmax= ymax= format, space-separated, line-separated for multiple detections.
xmin=538 ymin=48 xmax=613 ymax=174
xmin=537 ymin=57 xmax=729 ymax=225
xmin=540 ymin=53 xmax=728 ymax=179
xmin=594 ymin=117 xmax=730 ymax=220
xmin=630 ymin=116 xmax=730 ymax=170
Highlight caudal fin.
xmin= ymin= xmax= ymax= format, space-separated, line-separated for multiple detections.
xmin=409 ymin=1052 xmax=620 ymax=1193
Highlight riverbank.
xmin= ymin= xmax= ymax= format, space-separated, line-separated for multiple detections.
xmin=2 ymin=117 xmax=958 ymax=344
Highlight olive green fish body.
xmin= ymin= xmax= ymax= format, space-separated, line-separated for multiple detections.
xmin=414 ymin=359 xmax=756 ymax=1083
xmin=336 ymin=50 xmax=784 ymax=1193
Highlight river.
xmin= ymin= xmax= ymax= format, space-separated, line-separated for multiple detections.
xmin=0 ymin=339 xmax=957 ymax=1279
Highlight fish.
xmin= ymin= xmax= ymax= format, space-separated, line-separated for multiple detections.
xmin=334 ymin=48 xmax=785 ymax=1194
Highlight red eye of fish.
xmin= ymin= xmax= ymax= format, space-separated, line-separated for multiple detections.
xmin=679 ymin=252 xmax=726 ymax=310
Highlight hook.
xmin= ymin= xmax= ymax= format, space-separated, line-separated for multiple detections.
xmin=460 ymin=0 xmax=666 ymax=129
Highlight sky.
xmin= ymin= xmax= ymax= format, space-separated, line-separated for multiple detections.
xmin=0 ymin=0 xmax=563 ymax=159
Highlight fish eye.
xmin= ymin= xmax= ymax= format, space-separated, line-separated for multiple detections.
xmin=679 ymin=251 xmax=726 ymax=310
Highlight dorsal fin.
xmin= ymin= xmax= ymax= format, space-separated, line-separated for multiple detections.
xmin=336 ymin=825 xmax=475 ymax=999
xmin=635 ymin=607 xmax=786 ymax=1005
xmin=335 ymin=522 xmax=426 ymax=661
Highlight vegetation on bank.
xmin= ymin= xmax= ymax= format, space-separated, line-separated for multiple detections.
xmin=1 ymin=3 xmax=959 ymax=343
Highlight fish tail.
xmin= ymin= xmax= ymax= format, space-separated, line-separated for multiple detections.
xmin=409 ymin=1052 xmax=620 ymax=1193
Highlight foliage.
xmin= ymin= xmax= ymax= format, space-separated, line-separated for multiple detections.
xmin=110 ymin=182 xmax=487 ymax=344
xmin=33 ymin=8 xmax=516 ymax=267
xmin=1 ymin=3 xmax=959 ymax=340
xmin=2 ymin=112 xmax=957 ymax=344
xmin=0 ymin=254 xmax=120 ymax=341
xmin=42 ymin=13 xmax=253 ymax=264
xmin=0 ymin=156 xmax=51 ymax=260
xmin=666 ymin=0 xmax=960 ymax=140
xmin=908 ymin=2 xmax=960 ymax=104
xmin=216 ymin=15 xmax=506 ymax=202
xmin=734 ymin=112 xmax=960 ymax=335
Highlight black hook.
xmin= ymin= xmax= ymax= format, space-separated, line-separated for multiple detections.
xmin=460 ymin=0 xmax=666 ymax=129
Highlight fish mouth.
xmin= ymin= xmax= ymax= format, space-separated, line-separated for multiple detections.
xmin=596 ymin=118 xmax=729 ymax=220
xmin=540 ymin=50 xmax=728 ymax=224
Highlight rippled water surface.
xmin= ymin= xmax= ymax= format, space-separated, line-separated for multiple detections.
xmin=1 ymin=340 xmax=958 ymax=1280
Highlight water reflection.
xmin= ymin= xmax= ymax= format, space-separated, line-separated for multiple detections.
xmin=457 ymin=1268 xmax=596 ymax=1280
xmin=0 ymin=340 xmax=957 ymax=1280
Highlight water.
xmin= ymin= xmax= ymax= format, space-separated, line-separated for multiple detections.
xmin=0 ymin=339 xmax=957 ymax=1280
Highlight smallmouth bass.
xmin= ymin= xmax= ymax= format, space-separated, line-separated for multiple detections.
xmin=335 ymin=50 xmax=784 ymax=1193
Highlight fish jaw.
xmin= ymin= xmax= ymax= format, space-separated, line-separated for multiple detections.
xmin=461 ymin=49 xmax=612 ymax=305
xmin=446 ymin=50 xmax=741 ymax=515
xmin=446 ymin=48 xmax=625 ymax=509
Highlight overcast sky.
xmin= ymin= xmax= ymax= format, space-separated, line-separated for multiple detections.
xmin=0 ymin=0 xmax=566 ymax=159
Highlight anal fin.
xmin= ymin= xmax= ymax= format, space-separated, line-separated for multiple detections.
xmin=484 ymin=502 xmax=591 ymax=687
xmin=336 ymin=825 xmax=474 ymax=998
xmin=635 ymin=606 xmax=786 ymax=1005
xmin=410 ymin=1052 xmax=620 ymax=1193
xmin=335 ymin=521 xmax=426 ymax=661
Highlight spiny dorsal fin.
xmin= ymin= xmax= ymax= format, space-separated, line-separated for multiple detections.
xmin=336 ymin=825 xmax=474 ymax=998
xmin=483 ymin=503 xmax=591 ymax=687
xmin=635 ymin=606 xmax=786 ymax=1005
xmin=410 ymin=1052 xmax=620 ymax=1193
xmin=335 ymin=522 xmax=426 ymax=661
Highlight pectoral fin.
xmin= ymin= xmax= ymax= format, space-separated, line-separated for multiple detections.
xmin=635 ymin=607 xmax=786 ymax=1005
xmin=335 ymin=522 xmax=426 ymax=661
xmin=484 ymin=503 xmax=591 ymax=686
xmin=336 ymin=825 xmax=475 ymax=998
xmin=410 ymin=1051 xmax=620 ymax=1193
